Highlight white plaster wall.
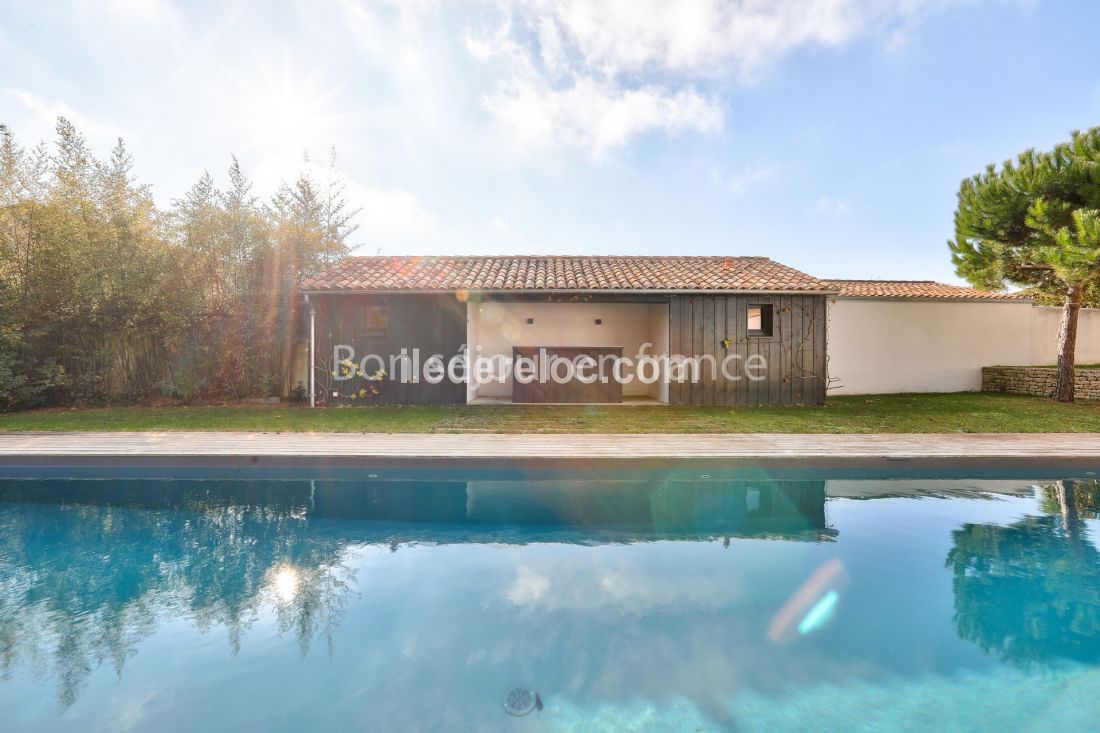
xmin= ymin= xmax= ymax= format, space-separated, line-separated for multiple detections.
xmin=471 ymin=301 xmax=668 ymax=398
xmin=827 ymin=299 xmax=1035 ymax=394
xmin=829 ymin=300 xmax=1100 ymax=394
xmin=1030 ymin=306 xmax=1100 ymax=364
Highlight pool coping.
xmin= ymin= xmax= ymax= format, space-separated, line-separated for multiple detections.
xmin=0 ymin=431 xmax=1098 ymax=471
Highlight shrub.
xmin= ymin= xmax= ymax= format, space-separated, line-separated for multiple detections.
xmin=0 ymin=327 xmax=69 ymax=411
xmin=289 ymin=382 xmax=307 ymax=403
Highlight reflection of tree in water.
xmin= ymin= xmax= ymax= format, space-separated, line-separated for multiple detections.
xmin=1038 ymin=479 xmax=1100 ymax=523
xmin=946 ymin=480 xmax=1100 ymax=666
xmin=0 ymin=480 xmax=355 ymax=709
xmin=0 ymin=474 xmax=830 ymax=709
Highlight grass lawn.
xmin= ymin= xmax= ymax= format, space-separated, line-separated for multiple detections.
xmin=1 ymin=393 xmax=1099 ymax=433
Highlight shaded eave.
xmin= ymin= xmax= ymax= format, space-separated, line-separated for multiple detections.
xmin=301 ymin=287 xmax=839 ymax=296
xmin=832 ymin=295 xmax=1034 ymax=304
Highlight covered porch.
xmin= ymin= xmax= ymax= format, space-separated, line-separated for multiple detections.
xmin=465 ymin=296 xmax=670 ymax=405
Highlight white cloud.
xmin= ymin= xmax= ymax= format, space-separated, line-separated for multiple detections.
xmin=467 ymin=8 xmax=724 ymax=156
xmin=536 ymin=14 xmax=569 ymax=76
xmin=498 ymin=557 xmax=749 ymax=614
xmin=484 ymin=75 xmax=723 ymax=154
xmin=502 ymin=565 xmax=551 ymax=605
xmin=514 ymin=0 xmax=870 ymax=81
xmin=469 ymin=0 xmax=962 ymax=155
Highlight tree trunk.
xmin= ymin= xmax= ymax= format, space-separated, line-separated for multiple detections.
xmin=1054 ymin=479 xmax=1079 ymax=532
xmin=1054 ymin=479 xmax=1085 ymax=556
xmin=1053 ymin=284 xmax=1082 ymax=403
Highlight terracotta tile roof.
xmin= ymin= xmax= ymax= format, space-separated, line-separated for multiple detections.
xmin=304 ymin=256 xmax=830 ymax=292
xmin=828 ymin=279 xmax=1030 ymax=301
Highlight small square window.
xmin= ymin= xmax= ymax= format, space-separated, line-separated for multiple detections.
xmin=367 ymin=305 xmax=388 ymax=334
xmin=747 ymin=304 xmax=774 ymax=337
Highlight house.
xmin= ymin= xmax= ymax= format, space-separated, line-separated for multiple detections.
xmin=301 ymin=256 xmax=830 ymax=406
xmin=301 ymin=255 xmax=1100 ymax=405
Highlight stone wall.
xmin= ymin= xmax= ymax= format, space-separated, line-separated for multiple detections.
xmin=982 ymin=366 xmax=1100 ymax=399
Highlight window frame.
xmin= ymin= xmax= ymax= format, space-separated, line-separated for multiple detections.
xmin=366 ymin=304 xmax=389 ymax=336
xmin=746 ymin=303 xmax=775 ymax=338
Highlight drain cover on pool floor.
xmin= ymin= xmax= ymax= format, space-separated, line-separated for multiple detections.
xmin=503 ymin=688 xmax=538 ymax=716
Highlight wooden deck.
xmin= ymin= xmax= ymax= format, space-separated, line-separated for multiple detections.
xmin=0 ymin=432 xmax=1098 ymax=467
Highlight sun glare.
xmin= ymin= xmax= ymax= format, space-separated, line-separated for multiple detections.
xmin=228 ymin=58 xmax=350 ymax=171
xmin=245 ymin=84 xmax=325 ymax=148
xmin=271 ymin=565 xmax=300 ymax=603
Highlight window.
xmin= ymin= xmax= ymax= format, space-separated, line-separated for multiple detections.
xmin=367 ymin=305 xmax=388 ymax=335
xmin=747 ymin=304 xmax=774 ymax=337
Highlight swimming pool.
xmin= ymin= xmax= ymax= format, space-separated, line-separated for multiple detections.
xmin=1 ymin=466 xmax=1099 ymax=731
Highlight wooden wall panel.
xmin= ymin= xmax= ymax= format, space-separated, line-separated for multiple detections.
xmin=667 ymin=293 xmax=827 ymax=406
xmin=668 ymin=296 xmax=682 ymax=406
xmin=313 ymin=294 xmax=467 ymax=406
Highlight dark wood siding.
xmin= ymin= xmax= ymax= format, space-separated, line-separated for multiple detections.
xmin=311 ymin=293 xmax=466 ymax=406
xmin=668 ymin=294 xmax=827 ymax=406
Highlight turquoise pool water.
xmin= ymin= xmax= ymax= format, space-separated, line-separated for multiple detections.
xmin=1 ymin=468 xmax=1100 ymax=731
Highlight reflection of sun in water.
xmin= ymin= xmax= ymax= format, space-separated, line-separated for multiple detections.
xmin=272 ymin=565 xmax=300 ymax=603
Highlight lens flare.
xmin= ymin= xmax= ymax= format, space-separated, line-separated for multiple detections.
xmin=767 ymin=558 xmax=848 ymax=643
xmin=797 ymin=589 xmax=840 ymax=635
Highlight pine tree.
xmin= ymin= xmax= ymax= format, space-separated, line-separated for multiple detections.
xmin=950 ymin=128 xmax=1100 ymax=403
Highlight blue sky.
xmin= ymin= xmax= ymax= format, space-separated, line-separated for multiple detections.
xmin=2 ymin=0 xmax=1097 ymax=282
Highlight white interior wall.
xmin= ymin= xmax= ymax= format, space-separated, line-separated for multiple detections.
xmin=648 ymin=304 xmax=670 ymax=403
xmin=471 ymin=301 xmax=668 ymax=399
xmin=466 ymin=301 xmax=480 ymax=402
xmin=828 ymin=299 xmax=1100 ymax=394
